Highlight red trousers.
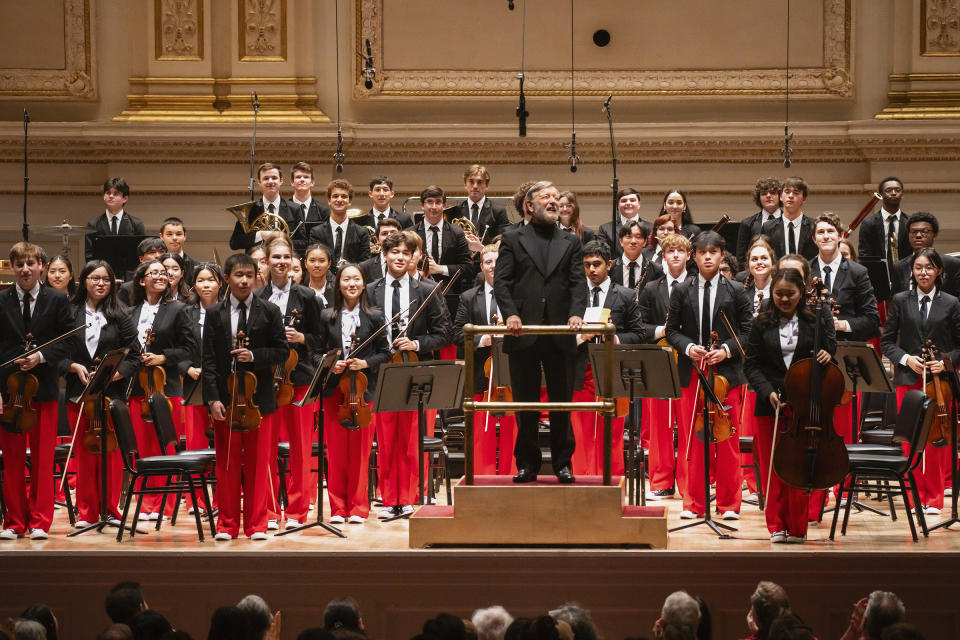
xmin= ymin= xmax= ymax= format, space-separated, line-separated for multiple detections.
xmin=376 ymin=410 xmax=422 ymax=507
xmin=0 ymin=401 xmax=58 ymax=533
xmin=323 ymin=392 xmax=375 ymax=518
xmin=676 ymin=370 xmax=743 ymax=515
xmin=270 ymin=386 xmax=316 ymax=522
xmin=213 ymin=414 xmax=275 ymax=538
xmin=897 ymin=384 xmax=947 ymax=509
xmin=754 ymin=415 xmax=811 ymax=536
xmin=645 ymin=396 xmax=679 ymax=491
xmin=471 ymin=393 xmax=518 ymax=476
xmin=570 ymin=367 xmax=624 ymax=476
xmin=66 ymin=403 xmax=122 ymax=523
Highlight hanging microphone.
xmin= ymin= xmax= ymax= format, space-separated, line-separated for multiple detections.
xmin=508 ymin=0 xmax=515 ymax=9
xmin=516 ymin=73 xmax=529 ymax=137
xmin=566 ymin=132 xmax=580 ymax=173
xmin=602 ymin=95 xmax=612 ymax=112
xmin=333 ymin=127 xmax=345 ymax=173
xmin=23 ymin=108 xmax=29 ymax=125
xmin=362 ymin=38 xmax=376 ymax=90
xmin=781 ymin=125 xmax=793 ymax=168
xmin=251 ymin=92 xmax=260 ymax=113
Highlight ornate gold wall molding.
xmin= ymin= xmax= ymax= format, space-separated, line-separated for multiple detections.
xmin=240 ymin=0 xmax=286 ymax=61
xmin=922 ymin=0 xmax=960 ymax=56
xmin=876 ymin=73 xmax=960 ymax=119
xmin=0 ymin=0 xmax=95 ymax=99
xmin=356 ymin=0 xmax=852 ymax=99
xmin=156 ymin=0 xmax=203 ymax=60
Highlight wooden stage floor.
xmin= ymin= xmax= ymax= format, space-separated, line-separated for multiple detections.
xmin=3 ymin=487 xmax=960 ymax=640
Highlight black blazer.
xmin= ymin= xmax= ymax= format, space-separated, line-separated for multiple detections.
xmin=255 ymin=281 xmax=324 ymax=386
xmin=290 ymin=198 xmax=332 ymax=257
xmin=858 ymin=211 xmax=911 ymax=262
xmin=677 ymin=223 xmax=701 ymax=240
xmin=453 ymin=284 xmax=498 ymax=394
xmin=317 ymin=307 xmax=390 ymax=401
xmin=881 ymin=289 xmax=960 ymax=386
xmin=810 ymin=256 xmax=880 ymax=342
xmin=761 ymin=215 xmax=817 ymax=261
xmin=891 ymin=252 xmax=960 ymax=299
xmin=414 ymin=219 xmax=474 ymax=296
xmin=201 ymin=295 xmax=288 ymax=416
xmin=63 ymin=304 xmax=141 ymax=400
xmin=366 ymin=277 xmax=450 ymax=356
xmin=610 ymin=256 xmax=664 ymax=294
xmin=84 ymin=212 xmax=147 ymax=261
xmin=0 ymin=286 xmax=77 ymax=403
xmin=637 ymin=275 xmax=687 ymax=340
xmin=736 ymin=210 xmax=779 ymax=267
xmin=444 ymin=199 xmax=510 ymax=241
xmin=358 ymin=256 xmax=385 ymax=284
xmin=665 ymin=275 xmax=752 ymax=387
xmin=129 ymin=300 xmax=198 ymax=397
xmin=744 ymin=312 xmax=837 ymax=416
xmin=493 ymin=222 xmax=588 ymax=354
xmin=309 ymin=219 xmax=372 ymax=267
xmin=352 ymin=207 xmax=412 ymax=231
xmin=573 ymin=283 xmax=645 ymax=390
xmin=180 ymin=253 xmax=199 ymax=286
xmin=598 ymin=219 xmax=641 ymax=259
xmin=229 ymin=199 xmax=299 ymax=252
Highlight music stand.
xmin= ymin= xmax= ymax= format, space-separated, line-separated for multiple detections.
xmin=182 ymin=375 xmax=204 ymax=407
xmin=861 ymin=258 xmax=893 ymax=303
xmin=275 ymin=349 xmax=345 ymax=537
xmin=589 ymin=344 xmax=681 ymax=504
xmin=89 ymin=234 xmax=149 ymax=280
xmin=374 ymin=361 xmax=465 ymax=519
xmin=68 ymin=348 xmax=141 ymax=536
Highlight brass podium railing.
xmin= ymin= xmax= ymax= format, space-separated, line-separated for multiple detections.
xmin=462 ymin=323 xmax=617 ymax=486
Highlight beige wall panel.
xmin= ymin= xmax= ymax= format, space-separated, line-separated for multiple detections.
xmin=0 ymin=0 xmax=66 ymax=69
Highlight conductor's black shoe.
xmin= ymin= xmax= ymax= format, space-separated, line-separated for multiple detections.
xmin=556 ymin=467 xmax=575 ymax=484
xmin=513 ymin=468 xmax=538 ymax=483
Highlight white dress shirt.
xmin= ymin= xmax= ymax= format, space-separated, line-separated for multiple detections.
xmin=779 ymin=314 xmax=800 ymax=368
xmin=137 ymin=301 xmax=160 ymax=347
xmin=269 ymin=279 xmax=291 ymax=316
xmin=85 ymin=307 xmax=107 ymax=358
xmin=384 ymin=273 xmax=411 ymax=342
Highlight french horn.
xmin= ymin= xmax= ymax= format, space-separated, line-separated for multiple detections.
xmin=226 ymin=201 xmax=291 ymax=235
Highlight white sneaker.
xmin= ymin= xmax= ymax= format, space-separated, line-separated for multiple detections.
xmin=745 ymin=492 xmax=759 ymax=502
xmin=377 ymin=506 xmax=396 ymax=519
xmin=348 ymin=515 xmax=365 ymax=524
xmin=945 ymin=487 xmax=952 ymax=496
xmin=147 ymin=512 xmax=160 ymax=521
xmin=74 ymin=520 xmax=93 ymax=529
xmin=786 ymin=534 xmax=806 ymax=544
xmin=29 ymin=529 xmax=48 ymax=540
xmin=923 ymin=505 xmax=941 ymax=516
xmin=267 ymin=519 xmax=279 ymax=530
xmin=107 ymin=517 xmax=122 ymax=526
xmin=0 ymin=528 xmax=19 ymax=540
xmin=329 ymin=515 xmax=345 ymax=524
xmin=721 ymin=510 xmax=740 ymax=521
xmin=214 ymin=532 xmax=232 ymax=541
xmin=250 ymin=531 xmax=268 ymax=540
xmin=679 ymin=510 xmax=697 ymax=519
xmin=285 ymin=519 xmax=301 ymax=528
xmin=400 ymin=505 xmax=415 ymax=516
xmin=137 ymin=512 xmax=151 ymax=521
xmin=770 ymin=531 xmax=787 ymax=543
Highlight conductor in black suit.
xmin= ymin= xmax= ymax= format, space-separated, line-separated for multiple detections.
xmin=229 ymin=162 xmax=297 ymax=252
xmin=352 ymin=176 xmax=413 ymax=230
xmin=494 ymin=180 xmax=588 ymax=484
xmin=444 ymin=164 xmax=510 ymax=243
xmin=760 ymin=177 xmax=818 ymax=261
xmin=84 ymin=177 xmax=146 ymax=262
xmin=308 ymin=178 xmax=372 ymax=270
xmin=857 ymin=177 xmax=911 ymax=264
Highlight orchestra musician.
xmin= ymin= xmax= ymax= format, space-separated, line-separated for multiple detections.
xmin=46 ymin=254 xmax=76 ymax=297
xmin=666 ymin=231 xmax=752 ymax=520
xmin=415 ymin=185 xmax=473 ymax=328
xmin=890 ymin=212 xmax=960 ymax=298
xmin=858 ymin=177 xmax=911 ymax=264
xmin=744 ymin=267 xmax=836 ymax=544
xmin=493 ymin=180 xmax=587 ymax=484
xmin=127 ymin=259 xmax=198 ymax=520
xmin=308 ymin=179 xmax=372 ymax=269
xmin=84 ymin=178 xmax=146 ymax=263
xmin=881 ymin=247 xmax=960 ymax=515
xmin=760 ymin=177 xmax=818 ymax=261
xmin=444 ymin=165 xmax=510 ymax=241
xmin=359 ymin=218 xmax=402 ymax=283
xmin=160 ymin=217 xmax=198 ymax=286
xmin=63 ymin=260 xmax=141 ymax=528
xmin=659 ymin=189 xmax=701 ymax=240
xmin=319 ymin=264 xmax=391 ymax=523
xmin=366 ymin=231 xmax=450 ymax=517
xmin=118 ymin=238 xmax=167 ymax=306
xmin=303 ymin=243 xmax=335 ymax=309
xmin=229 ymin=163 xmax=296 ymax=253
xmin=645 ymin=215 xmax=675 ymax=267
xmin=736 ymin=178 xmax=782 ymax=269
xmin=288 ymin=162 xmax=331 ymax=256
xmin=0 ymin=242 xmax=77 ymax=541
xmin=160 ymin=253 xmax=191 ymax=302
xmin=202 ymin=253 xmax=288 ymax=540
xmin=570 ymin=240 xmax=645 ymax=476
xmin=611 ymin=220 xmax=663 ymax=292
xmin=256 ymin=236 xmax=324 ymax=530
xmin=557 ymin=191 xmax=596 ymax=245
xmin=598 ymin=188 xmax=644 ymax=259
xmin=352 ymin=176 xmax=413 ymax=230
xmin=638 ymin=233 xmax=692 ymax=500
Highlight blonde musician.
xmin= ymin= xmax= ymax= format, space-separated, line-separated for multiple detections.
xmin=202 ymin=253 xmax=287 ymax=541
xmin=319 ymin=264 xmax=389 ymax=523
xmin=127 ymin=259 xmax=198 ymax=520
xmin=881 ymin=248 xmax=960 ymax=515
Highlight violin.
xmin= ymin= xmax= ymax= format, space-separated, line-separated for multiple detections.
xmin=773 ymin=278 xmax=849 ymax=491
xmin=225 ymin=331 xmax=261 ymax=432
xmin=80 ymin=357 xmax=119 ymax=455
xmin=0 ymin=334 xmax=39 ymax=434
xmin=481 ymin=315 xmax=514 ymax=418
xmin=337 ymin=333 xmax=373 ymax=430
xmin=390 ymin=317 xmax=420 ymax=364
xmin=693 ymin=331 xmax=734 ymax=444
xmin=138 ymin=328 xmax=170 ymax=422
xmin=389 ymin=274 xmax=458 ymax=363
xmin=921 ymin=340 xmax=952 ymax=448
xmin=274 ymin=310 xmax=299 ymax=406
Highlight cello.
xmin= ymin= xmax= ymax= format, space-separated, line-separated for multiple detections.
xmin=225 ymin=331 xmax=261 ymax=432
xmin=337 ymin=333 xmax=373 ymax=430
xmin=773 ymin=279 xmax=849 ymax=491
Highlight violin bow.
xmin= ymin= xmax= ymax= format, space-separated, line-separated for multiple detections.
xmin=718 ymin=310 xmax=749 ymax=424
xmin=60 ymin=408 xmax=86 ymax=494
xmin=0 ymin=323 xmax=88 ymax=368
xmin=765 ymin=394 xmax=782 ymax=509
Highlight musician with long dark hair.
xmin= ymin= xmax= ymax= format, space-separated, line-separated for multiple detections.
xmin=744 ymin=268 xmax=835 ymax=543
xmin=63 ymin=260 xmax=140 ymax=527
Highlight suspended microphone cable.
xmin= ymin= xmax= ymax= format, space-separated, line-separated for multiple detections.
xmin=333 ymin=0 xmax=345 ymax=172
xmin=516 ymin=0 xmax=529 ymax=136
xmin=781 ymin=0 xmax=793 ymax=168
xmin=565 ymin=0 xmax=579 ymax=172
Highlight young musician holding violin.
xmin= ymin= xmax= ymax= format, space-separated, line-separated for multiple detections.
xmin=202 ymin=253 xmax=288 ymax=540
xmin=320 ymin=264 xmax=390 ymax=523
xmin=744 ymin=268 xmax=836 ymax=543
xmin=881 ymin=247 xmax=960 ymax=515
xmin=637 ymin=233 xmax=691 ymax=500
xmin=256 ymin=236 xmax=324 ymax=530
xmin=666 ymin=231 xmax=752 ymax=520
xmin=571 ymin=240 xmax=645 ymax=476
xmin=366 ymin=231 xmax=450 ymax=518
xmin=63 ymin=260 xmax=141 ymax=528
xmin=127 ymin=260 xmax=199 ymax=520
xmin=0 ymin=242 xmax=77 ymax=540
xmin=453 ymin=244 xmax=518 ymax=476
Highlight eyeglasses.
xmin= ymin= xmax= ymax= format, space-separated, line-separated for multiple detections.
xmin=910 ymin=229 xmax=933 ymax=237
xmin=87 ymin=276 xmax=111 ymax=283
xmin=914 ymin=265 xmax=938 ymax=273
xmin=144 ymin=271 xmax=168 ymax=279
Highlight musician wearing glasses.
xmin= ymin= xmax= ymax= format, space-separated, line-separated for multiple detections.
xmin=890 ymin=212 xmax=960 ymax=298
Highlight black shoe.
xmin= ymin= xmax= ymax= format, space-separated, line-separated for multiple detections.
xmin=513 ymin=468 xmax=538 ymax=483
xmin=556 ymin=467 xmax=575 ymax=484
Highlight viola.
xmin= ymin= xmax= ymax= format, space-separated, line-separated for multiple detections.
xmin=225 ymin=331 xmax=261 ymax=432
xmin=337 ymin=333 xmax=373 ymax=430
xmin=138 ymin=328 xmax=171 ymax=422
xmin=274 ymin=310 xmax=299 ymax=406
xmin=921 ymin=340 xmax=952 ymax=448
xmin=773 ymin=278 xmax=849 ymax=491
xmin=0 ymin=334 xmax=39 ymax=434
xmin=693 ymin=331 xmax=734 ymax=444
